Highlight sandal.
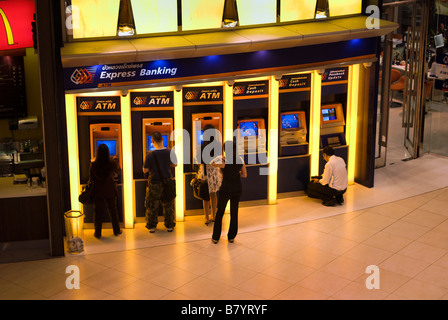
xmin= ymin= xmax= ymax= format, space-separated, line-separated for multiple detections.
xmin=205 ymin=219 xmax=210 ymax=226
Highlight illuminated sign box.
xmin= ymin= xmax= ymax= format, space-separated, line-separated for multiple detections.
xmin=280 ymin=0 xmax=317 ymax=22
xmin=131 ymin=0 xmax=178 ymax=34
xmin=182 ymin=0 xmax=225 ymax=31
xmin=71 ymin=0 xmax=120 ymax=39
xmin=328 ymin=0 xmax=362 ymax=17
xmin=236 ymin=0 xmax=277 ymax=26
xmin=0 ymin=0 xmax=35 ymax=51
xmin=65 ymin=0 xmax=364 ymax=39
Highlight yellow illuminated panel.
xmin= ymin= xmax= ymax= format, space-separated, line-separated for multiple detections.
xmin=268 ymin=76 xmax=279 ymax=204
xmin=224 ymin=83 xmax=234 ymax=214
xmin=174 ymin=89 xmax=185 ymax=221
xmin=310 ymin=70 xmax=322 ymax=177
xmin=182 ymin=0 xmax=225 ymax=31
xmin=121 ymin=96 xmax=135 ymax=228
xmin=71 ymin=0 xmax=120 ymax=39
xmin=236 ymin=0 xmax=277 ymax=26
xmin=223 ymin=82 xmax=234 ymax=142
xmin=280 ymin=0 xmax=317 ymax=22
xmin=328 ymin=0 xmax=362 ymax=17
xmin=65 ymin=94 xmax=81 ymax=212
xmin=131 ymin=0 xmax=178 ymax=34
xmin=346 ymin=64 xmax=360 ymax=185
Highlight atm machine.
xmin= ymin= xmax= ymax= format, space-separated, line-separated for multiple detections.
xmin=191 ymin=112 xmax=222 ymax=163
xmin=90 ymin=123 xmax=122 ymax=167
xmin=236 ymin=118 xmax=266 ymax=158
xmin=142 ymin=118 xmax=173 ymax=161
xmin=320 ymin=103 xmax=346 ymax=148
xmin=279 ymin=111 xmax=307 ymax=156
xmin=138 ymin=118 xmax=174 ymax=219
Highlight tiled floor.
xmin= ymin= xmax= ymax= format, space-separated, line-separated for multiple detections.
xmin=2 ymin=153 xmax=448 ymax=300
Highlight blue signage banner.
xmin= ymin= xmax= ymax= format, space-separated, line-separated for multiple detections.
xmin=63 ymin=38 xmax=376 ymax=91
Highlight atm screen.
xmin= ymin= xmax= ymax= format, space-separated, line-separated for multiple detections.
xmin=197 ymin=130 xmax=204 ymax=146
xmin=96 ymin=139 xmax=117 ymax=156
xmin=148 ymin=134 xmax=168 ymax=151
xmin=240 ymin=121 xmax=259 ymax=137
xmin=281 ymin=113 xmax=300 ymax=130
xmin=322 ymin=108 xmax=337 ymax=122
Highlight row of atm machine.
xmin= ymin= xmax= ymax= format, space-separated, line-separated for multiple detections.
xmin=84 ymin=103 xmax=346 ymax=223
xmin=82 ymin=102 xmax=346 ymax=226
xmin=89 ymin=103 xmax=345 ymax=166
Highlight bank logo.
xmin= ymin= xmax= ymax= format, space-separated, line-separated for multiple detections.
xmin=70 ymin=67 xmax=96 ymax=85
xmin=184 ymin=91 xmax=198 ymax=100
xmin=0 ymin=8 xmax=14 ymax=46
xmin=133 ymin=96 xmax=147 ymax=105
xmin=79 ymin=100 xmax=93 ymax=110
xmin=233 ymin=86 xmax=245 ymax=95
xmin=279 ymin=79 xmax=288 ymax=88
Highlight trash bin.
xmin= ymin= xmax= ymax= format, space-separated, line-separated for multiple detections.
xmin=64 ymin=210 xmax=85 ymax=254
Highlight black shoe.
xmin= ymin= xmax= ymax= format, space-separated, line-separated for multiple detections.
xmin=322 ymin=199 xmax=337 ymax=207
xmin=114 ymin=230 xmax=122 ymax=236
xmin=335 ymin=196 xmax=344 ymax=205
xmin=228 ymin=239 xmax=234 ymax=243
xmin=94 ymin=232 xmax=101 ymax=239
xmin=212 ymin=239 xmax=219 ymax=244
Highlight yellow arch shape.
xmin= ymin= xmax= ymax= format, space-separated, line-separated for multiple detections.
xmin=0 ymin=8 xmax=14 ymax=45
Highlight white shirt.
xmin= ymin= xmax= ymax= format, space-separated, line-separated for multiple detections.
xmin=320 ymin=155 xmax=348 ymax=191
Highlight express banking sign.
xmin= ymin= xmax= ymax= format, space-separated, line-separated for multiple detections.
xmin=65 ymin=61 xmax=179 ymax=90
xmin=0 ymin=0 xmax=35 ymax=51
xmin=63 ymin=38 xmax=377 ymax=91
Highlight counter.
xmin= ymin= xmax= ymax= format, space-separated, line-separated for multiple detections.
xmin=0 ymin=177 xmax=47 ymax=199
xmin=0 ymin=177 xmax=48 ymax=242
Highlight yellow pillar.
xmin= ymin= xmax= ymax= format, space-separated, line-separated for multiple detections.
xmin=223 ymin=81 xmax=234 ymax=142
xmin=346 ymin=64 xmax=360 ymax=185
xmin=174 ymin=88 xmax=185 ymax=221
xmin=65 ymin=94 xmax=81 ymax=212
xmin=267 ymin=76 xmax=279 ymax=205
xmin=310 ymin=70 xmax=322 ymax=177
xmin=120 ymin=95 xmax=135 ymax=228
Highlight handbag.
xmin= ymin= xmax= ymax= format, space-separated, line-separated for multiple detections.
xmin=191 ymin=177 xmax=210 ymax=201
xmin=153 ymin=151 xmax=176 ymax=203
xmin=78 ymin=180 xmax=94 ymax=204
xmin=190 ymin=165 xmax=210 ymax=201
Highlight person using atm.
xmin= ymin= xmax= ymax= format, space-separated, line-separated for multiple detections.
xmin=143 ymin=131 xmax=177 ymax=233
xmin=89 ymin=144 xmax=122 ymax=239
xmin=307 ymin=146 xmax=348 ymax=206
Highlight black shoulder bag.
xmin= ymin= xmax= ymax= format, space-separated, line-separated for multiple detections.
xmin=153 ymin=151 xmax=176 ymax=203
xmin=79 ymin=180 xmax=94 ymax=205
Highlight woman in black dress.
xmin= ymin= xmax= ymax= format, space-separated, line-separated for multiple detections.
xmin=210 ymin=140 xmax=247 ymax=243
xmin=89 ymin=144 xmax=122 ymax=239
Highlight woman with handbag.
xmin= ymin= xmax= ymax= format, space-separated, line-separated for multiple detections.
xmin=89 ymin=143 xmax=122 ymax=239
xmin=210 ymin=140 xmax=247 ymax=244
xmin=200 ymin=124 xmax=222 ymax=225
xmin=143 ymin=131 xmax=177 ymax=233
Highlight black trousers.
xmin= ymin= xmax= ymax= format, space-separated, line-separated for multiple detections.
xmin=307 ymin=181 xmax=346 ymax=203
xmin=212 ymin=190 xmax=241 ymax=241
xmin=93 ymin=197 xmax=121 ymax=236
